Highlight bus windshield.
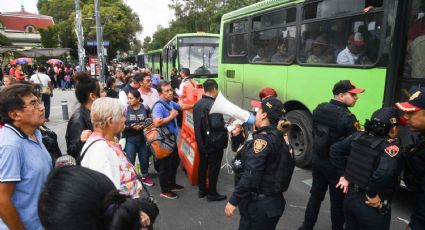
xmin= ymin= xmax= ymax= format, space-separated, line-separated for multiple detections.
xmin=178 ymin=37 xmax=219 ymax=76
xmin=179 ymin=45 xmax=219 ymax=76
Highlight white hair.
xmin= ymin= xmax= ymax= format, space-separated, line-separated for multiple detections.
xmin=91 ymin=97 xmax=123 ymax=129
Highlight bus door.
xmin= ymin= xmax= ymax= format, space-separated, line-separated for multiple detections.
xmin=387 ymin=0 xmax=425 ymax=109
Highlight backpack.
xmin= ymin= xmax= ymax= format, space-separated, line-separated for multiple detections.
xmin=273 ymin=140 xmax=295 ymax=192
xmin=312 ymin=103 xmax=345 ymax=157
xmin=144 ymin=101 xmax=176 ymax=159
xmin=201 ymin=109 xmax=228 ymax=149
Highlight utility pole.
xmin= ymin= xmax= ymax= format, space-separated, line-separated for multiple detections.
xmin=74 ymin=0 xmax=85 ymax=71
xmin=94 ymin=0 xmax=105 ymax=82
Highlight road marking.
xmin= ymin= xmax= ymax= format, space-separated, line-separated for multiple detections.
xmin=302 ymin=178 xmax=313 ymax=187
xmin=396 ymin=217 xmax=409 ymax=224
xmin=288 ymin=204 xmax=306 ymax=209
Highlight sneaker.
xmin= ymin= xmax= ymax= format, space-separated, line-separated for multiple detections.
xmin=170 ymin=184 xmax=184 ymax=192
xmin=160 ymin=191 xmax=178 ymax=199
xmin=141 ymin=176 xmax=155 ymax=187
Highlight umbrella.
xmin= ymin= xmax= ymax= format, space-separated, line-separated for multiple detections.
xmin=47 ymin=59 xmax=63 ymax=65
xmin=10 ymin=57 xmax=33 ymax=65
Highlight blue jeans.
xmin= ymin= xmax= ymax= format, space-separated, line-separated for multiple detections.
xmin=125 ymin=140 xmax=149 ymax=175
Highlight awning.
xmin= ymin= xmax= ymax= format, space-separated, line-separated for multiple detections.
xmin=15 ymin=48 xmax=71 ymax=57
xmin=0 ymin=46 xmax=24 ymax=54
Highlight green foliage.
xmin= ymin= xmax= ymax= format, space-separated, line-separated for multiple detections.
xmin=0 ymin=33 xmax=12 ymax=46
xmin=38 ymin=26 xmax=59 ymax=48
xmin=149 ymin=0 xmax=260 ymax=50
xmin=37 ymin=0 xmax=142 ymax=59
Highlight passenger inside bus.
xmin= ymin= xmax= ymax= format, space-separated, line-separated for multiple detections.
xmin=307 ymin=37 xmax=333 ymax=64
xmin=406 ymin=0 xmax=425 ymax=78
xmin=252 ymin=47 xmax=270 ymax=63
xmin=271 ymin=39 xmax=295 ymax=63
xmin=336 ymin=33 xmax=369 ymax=65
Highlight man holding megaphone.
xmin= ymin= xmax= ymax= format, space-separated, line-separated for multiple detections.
xmin=224 ymin=96 xmax=294 ymax=230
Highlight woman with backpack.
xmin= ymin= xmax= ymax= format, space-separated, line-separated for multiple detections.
xmin=123 ymin=89 xmax=154 ymax=187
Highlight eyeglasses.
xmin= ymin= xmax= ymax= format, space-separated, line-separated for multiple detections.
xmin=24 ymin=99 xmax=44 ymax=109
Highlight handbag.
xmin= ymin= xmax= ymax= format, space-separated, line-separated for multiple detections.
xmin=144 ymin=101 xmax=176 ymax=159
xmin=37 ymin=74 xmax=51 ymax=94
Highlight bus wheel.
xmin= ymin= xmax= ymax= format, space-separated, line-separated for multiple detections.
xmin=287 ymin=110 xmax=313 ymax=168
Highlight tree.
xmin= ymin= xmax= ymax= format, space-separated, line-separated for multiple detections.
xmin=142 ymin=36 xmax=152 ymax=50
xmin=38 ymin=26 xmax=59 ymax=48
xmin=149 ymin=0 xmax=260 ymax=48
xmin=0 ymin=33 xmax=11 ymax=46
xmin=37 ymin=0 xmax=142 ymax=59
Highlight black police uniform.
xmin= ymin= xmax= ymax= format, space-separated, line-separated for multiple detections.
xmin=331 ymin=131 xmax=402 ymax=230
xmin=301 ymin=99 xmax=358 ymax=230
xmin=405 ymin=134 xmax=425 ymax=229
xmin=396 ymin=88 xmax=425 ymax=229
xmin=229 ymin=125 xmax=288 ymax=230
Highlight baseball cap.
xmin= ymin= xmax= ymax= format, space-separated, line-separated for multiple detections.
xmin=349 ymin=33 xmax=365 ymax=46
xmin=250 ymin=97 xmax=286 ymax=121
xmin=395 ymin=89 xmax=425 ymax=112
xmin=332 ymin=80 xmax=365 ymax=95
xmin=371 ymin=107 xmax=400 ymax=126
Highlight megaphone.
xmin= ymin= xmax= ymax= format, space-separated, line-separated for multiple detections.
xmin=210 ymin=91 xmax=255 ymax=125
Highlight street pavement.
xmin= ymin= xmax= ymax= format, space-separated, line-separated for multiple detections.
xmin=47 ymin=88 xmax=415 ymax=230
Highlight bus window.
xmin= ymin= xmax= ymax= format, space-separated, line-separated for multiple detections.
xmin=228 ymin=34 xmax=248 ymax=56
xmin=249 ymin=7 xmax=297 ymax=64
xmin=252 ymin=9 xmax=285 ymax=30
xmin=299 ymin=12 xmax=383 ymax=66
xmin=403 ymin=0 xmax=425 ymax=79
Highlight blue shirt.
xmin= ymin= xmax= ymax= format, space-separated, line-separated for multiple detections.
xmin=152 ymin=99 xmax=181 ymax=136
xmin=151 ymin=74 xmax=161 ymax=87
xmin=0 ymin=124 xmax=52 ymax=230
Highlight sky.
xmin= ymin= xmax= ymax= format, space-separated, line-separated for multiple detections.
xmin=0 ymin=0 xmax=174 ymax=40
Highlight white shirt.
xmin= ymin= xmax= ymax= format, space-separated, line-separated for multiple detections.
xmin=80 ymin=139 xmax=121 ymax=189
xmin=30 ymin=73 xmax=51 ymax=87
xmin=118 ymin=90 xmax=128 ymax=106
xmin=175 ymin=77 xmax=192 ymax=96
xmin=139 ymin=88 xmax=160 ymax=110
xmin=336 ymin=47 xmax=359 ymax=64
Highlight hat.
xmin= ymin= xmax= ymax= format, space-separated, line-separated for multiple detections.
xmin=349 ymin=33 xmax=365 ymax=46
xmin=250 ymin=97 xmax=285 ymax=121
xmin=259 ymin=87 xmax=278 ymax=100
xmin=395 ymin=89 xmax=425 ymax=112
xmin=332 ymin=80 xmax=365 ymax=95
xmin=371 ymin=107 xmax=400 ymax=126
xmin=311 ymin=36 xmax=328 ymax=47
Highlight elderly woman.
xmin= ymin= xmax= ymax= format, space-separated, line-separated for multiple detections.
xmin=80 ymin=97 xmax=143 ymax=198
xmin=0 ymin=75 xmax=15 ymax=91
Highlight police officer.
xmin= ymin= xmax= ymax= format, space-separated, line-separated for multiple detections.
xmin=299 ymin=80 xmax=364 ymax=230
xmin=395 ymin=88 xmax=425 ymax=230
xmin=330 ymin=107 xmax=402 ymax=230
xmin=224 ymin=97 xmax=292 ymax=229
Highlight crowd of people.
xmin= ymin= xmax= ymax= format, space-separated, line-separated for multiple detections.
xmin=2 ymin=60 xmax=425 ymax=230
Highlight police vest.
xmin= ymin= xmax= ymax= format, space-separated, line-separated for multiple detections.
xmin=312 ymin=103 xmax=347 ymax=157
xmin=260 ymin=130 xmax=295 ymax=194
xmin=344 ymin=132 xmax=385 ymax=190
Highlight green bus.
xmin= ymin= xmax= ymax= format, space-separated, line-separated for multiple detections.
xmin=219 ymin=0 xmax=425 ymax=167
xmin=146 ymin=49 xmax=162 ymax=75
xmin=160 ymin=33 xmax=220 ymax=82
